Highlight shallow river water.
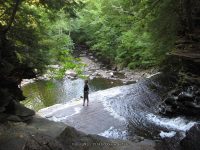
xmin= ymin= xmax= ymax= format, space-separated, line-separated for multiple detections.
xmin=22 ymin=77 xmax=123 ymax=111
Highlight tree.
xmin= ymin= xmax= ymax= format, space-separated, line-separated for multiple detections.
xmin=72 ymin=0 xmax=197 ymax=69
xmin=0 ymin=0 xmax=84 ymax=121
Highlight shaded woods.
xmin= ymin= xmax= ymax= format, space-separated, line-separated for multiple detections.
xmin=0 ymin=0 xmax=199 ymax=127
xmin=71 ymin=0 xmax=200 ymax=69
xmin=0 ymin=1 xmax=200 ymax=150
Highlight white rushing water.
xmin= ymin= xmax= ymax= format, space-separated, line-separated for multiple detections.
xmin=98 ymin=126 xmax=127 ymax=139
xmin=146 ymin=113 xmax=196 ymax=132
xmin=159 ymin=131 xmax=177 ymax=138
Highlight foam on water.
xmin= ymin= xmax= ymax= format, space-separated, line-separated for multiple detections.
xmin=160 ymin=131 xmax=176 ymax=138
xmin=98 ymin=126 xmax=127 ymax=139
xmin=101 ymin=100 xmax=126 ymax=122
xmin=146 ymin=113 xmax=196 ymax=131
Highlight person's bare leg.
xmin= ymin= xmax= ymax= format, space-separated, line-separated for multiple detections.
xmin=83 ymin=99 xmax=85 ymax=106
xmin=87 ymin=97 xmax=89 ymax=106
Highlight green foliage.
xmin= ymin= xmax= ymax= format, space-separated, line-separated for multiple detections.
xmin=0 ymin=0 xmax=184 ymax=74
xmin=71 ymin=0 xmax=181 ymax=69
xmin=1 ymin=0 xmax=84 ymax=76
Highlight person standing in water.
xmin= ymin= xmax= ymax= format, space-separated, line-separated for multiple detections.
xmin=83 ymin=80 xmax=89 ymax=106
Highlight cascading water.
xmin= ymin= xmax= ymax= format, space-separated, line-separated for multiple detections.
xmin=23 ymin=73 xmax=199 ymax=149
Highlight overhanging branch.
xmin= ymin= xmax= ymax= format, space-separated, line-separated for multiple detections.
xmin=2 ymin=0 xmax=21 ymax=35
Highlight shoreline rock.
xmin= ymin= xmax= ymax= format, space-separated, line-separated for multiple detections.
xmin=0 ymin=115 xmax=156 ymax=150
xmin=80 ymin=56 xmax=158 ymax=85
xmin=181 ymin=123 xmax=200 ymax=150
xmin=159 ymin=85 xmax=200 ymax=116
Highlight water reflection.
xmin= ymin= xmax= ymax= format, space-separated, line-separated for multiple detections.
xmin=22 ymin=78 xmax=123 ymax=111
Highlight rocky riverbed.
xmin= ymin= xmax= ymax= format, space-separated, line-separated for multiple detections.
xmin=80 ymin=53 xmax=158 ymax=84
xmin=21 ymin=52 xmax=158 ymax=87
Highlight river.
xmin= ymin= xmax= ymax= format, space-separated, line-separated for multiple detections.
xmin=22 ymin=77 xmax=123 ymax=111
xmin=21 ymin=56 xmax=199 ymax=150
xmin=21 ymin=74 xmax=199 ymax=149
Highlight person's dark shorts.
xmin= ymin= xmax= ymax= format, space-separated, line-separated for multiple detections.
xmin=84 ymin=91 xmax=88 ymax=99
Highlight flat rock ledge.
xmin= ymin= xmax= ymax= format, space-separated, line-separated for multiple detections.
xmin=0 ymin=115 xmax=155 ymax=150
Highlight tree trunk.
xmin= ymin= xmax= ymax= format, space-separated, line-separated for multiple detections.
xmin=0 ymin=0 xmax=20 ymax=61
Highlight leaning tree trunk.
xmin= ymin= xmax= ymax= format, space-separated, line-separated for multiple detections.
xmin=0 ymin=0 xmax=20 ymax=60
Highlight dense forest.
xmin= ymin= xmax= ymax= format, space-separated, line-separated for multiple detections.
xmin=0 ymin=0 xmax=199 ymax=123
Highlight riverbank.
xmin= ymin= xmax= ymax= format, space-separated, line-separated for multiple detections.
xmin=80 ymin=52 xmax=158 ymax=84
xmin=21 ymin=51 xmax=158 ymax=87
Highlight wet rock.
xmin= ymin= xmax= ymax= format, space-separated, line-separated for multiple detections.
xmin=25 ymin=134 xmax=64 ymax=150
xmin=6 ymin=115 xmax=22 ymax=122
xmin=0 ymin=107 xmax=5 ymax=113
xmin=0 ymin=113 xmax=9 ymax=121
xmin=109 ymin=72 xmax=114 ymax=77
xmin=164 ymin=97 xmax=178 ymax=106
xmin=80 ymin=53 xmax=86 ymax=57
xmin=169 ymin=89 xmax=182 ymax=96
xmin=65 ymin=70 xmax=77 ymax=78
xmin=183 ymin=101 xmax=200 ymax=109
xmin=175 ymin=101 xmax=185 ymax=108
xmin=21 ymin=79 xmax=35 ymax=87
xmin=194 ymin=96 xmax=200 ymax=104
xmin=13 ymin=101 xmax=35 ymax=117
xmin=57 ymin=126 xmax=142 ymax=150
xmin=178 ymin=92 xmax=194 ymax=102
xmin=112 ymin=66 xmax=118 ymax=71
xmin=160 ymin=132 xmax=182 ymax=150
xmin=181 ymin=124 xmax=200 ymax=150
xmin=159 ymin=85 xmax=200 ymax=116
xmin=187 ymin=86 xmax=198 ymax=93
xmin=0 ymin=89 xmax=14 ymax=111
xmin=123 ymin=81 xmax=128 ymax=84
xmin=48 ymin=65 xmax=60 ymax=69
xmin=195 ymin=90 xmax=200 ymax=96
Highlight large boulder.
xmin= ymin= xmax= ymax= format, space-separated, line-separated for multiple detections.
xmin=181 ymin=124 xmax=200 ymax=150
xmin=178 ymin=92 xmax=194 ymax=102
xmin=0 ymin=116 xmax=156 ymax=150
xmin=65 ymin=70 xmax=77 ymax=79
xmin=0 ymin=121 xmax=64 ymax=150
xmin=159 ymin=86 xmax=200 ymax=116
